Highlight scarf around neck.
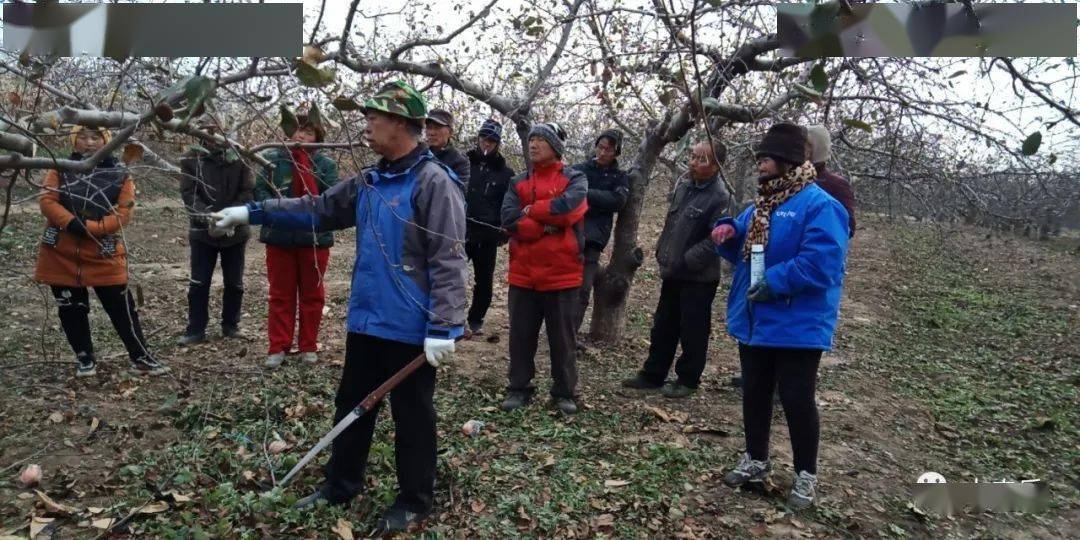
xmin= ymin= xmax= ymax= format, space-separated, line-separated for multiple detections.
xmin=743 ymin=160 xmax=816 ymax=260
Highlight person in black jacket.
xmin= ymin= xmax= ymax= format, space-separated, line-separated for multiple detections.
xmin=426 ymin=109 xmax=471 ymax=187
xmin=463 ymin=119 xmax=514 ymax=334
xmin=622 ymin=140 xmax=730 ymax=399
xmin=178 ymin=117 xmax=254 ymax=345
xmin=570 ymin=129 xmax=630 ymax=340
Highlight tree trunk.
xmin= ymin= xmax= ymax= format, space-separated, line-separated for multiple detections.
xmin=589 ymin=121 xmax=667 ymax=341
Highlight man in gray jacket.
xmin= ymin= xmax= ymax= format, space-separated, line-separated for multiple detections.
xmin=213 ymin=81 xmax=466 ymax=534
xmin=178 ymin=117 xmax=253 ymax=345
xmin=622 ymin=140 xmax=730 ymax=398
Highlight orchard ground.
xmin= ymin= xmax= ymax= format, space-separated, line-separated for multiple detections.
xmin=0 ymin=184 xmax=1077 ymax=538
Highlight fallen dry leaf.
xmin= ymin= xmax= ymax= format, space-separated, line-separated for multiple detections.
xmin=48 ymin=411 xmax=64 ymax=424
xmin=591 ymin=513 xmax=616 ymax=528
xmin=91 ymin=518 xmax=115 ymax=530
xmin=35 ymin=490 xmax=80 ymax=515
xmin=644 ymin=405 xmax=688 ymax=423
xmin=470 ymin=499 xmax=486 ymax=513
xmin=331 ymin=518 xmax=354 ymax=540
xmin=604 ymin=479 xmax=630 ymax=488
xmin=138 ymin=501 xmax=169 ymax=514
xmin=163 ymin=491 xmax=192 ymax=503
xmin=30 ymin=516 xmax=54 ymax=538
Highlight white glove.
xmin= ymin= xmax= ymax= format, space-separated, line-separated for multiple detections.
xmin=211 ymin=206 xmax=249 ymax=237
xmin=423 ymin=337 xmax=455 ymax=367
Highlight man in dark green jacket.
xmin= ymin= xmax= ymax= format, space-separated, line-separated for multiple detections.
xmin=253 ymin=113 xmax=340 ymax=368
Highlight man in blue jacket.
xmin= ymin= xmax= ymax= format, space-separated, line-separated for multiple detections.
xmin=711 ymin=122 xmax=849 ymax=510
xmin=213 ymin=81 xmax=466 ymax=533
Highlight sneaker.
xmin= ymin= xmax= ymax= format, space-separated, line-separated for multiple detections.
xmin=788 ymin=470 xmax=817 ymax=510
xmin=75 ymin=356 xmax=97 ymax=377
xmin=554 ymin=397 xmax=578 ymax=415
xmin=221 ymin=327 xmax=241 ymax=339
xmin=131 ymin=355 xmax=169 ymax=376
xmin=500 ymin=391 xmax=530 ymax=412
xmin=661 ymin=382 xmax=696 ymax=399
xmin=176 ymin=332 xmax=206 ymax=346
xmin=374 ymin=506 xmax=430 ymax=535
xmin=264 ymin=352 xmax=286 ymax=368
xmin=723 ymin=452 xmax=772 ymax=488
xmin=621 ymin=374 xmax=663 ymax=390
xmin=300 ymin=352 xmax=318 ymax=364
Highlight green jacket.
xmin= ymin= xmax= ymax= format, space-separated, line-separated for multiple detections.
xmin=253 ymin=148 xmax=340 ymax=247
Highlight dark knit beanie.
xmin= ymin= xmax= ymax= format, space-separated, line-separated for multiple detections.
xmin=596 ymin=129 xmax=623 ymax=155
xmin=754 ymin=122 xmax=806 ymax=165
xmin=478 ymin=118 xmax=503 ymax=143
xmin=528 ymin=122 xmax=567 ymax=157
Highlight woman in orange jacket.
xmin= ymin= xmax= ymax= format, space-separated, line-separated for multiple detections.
xmin=34 ymin=126 xmax=167 ymax=377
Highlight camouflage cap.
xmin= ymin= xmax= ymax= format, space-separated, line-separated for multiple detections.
xmin=361 ymin=80 xmax=428 ymax=121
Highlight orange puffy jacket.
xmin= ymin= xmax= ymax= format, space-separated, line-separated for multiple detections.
xmin=34 ymin=164 xmax=136 ymax=288
xmin=500 ymin=161 xmax=588 ymax=291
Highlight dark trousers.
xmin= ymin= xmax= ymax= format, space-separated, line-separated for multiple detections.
xmin=573 ymin=247 xmax=603 ymax=335
xmin=185 ymin=239 xmax=246 ymax=336
xmin=51 ymin=285 xmax=150 ymax=362
xmin=323 ymin=333 xmax=436 ymax=513
xmin=507 ymin=285 xmax=578 ymax=399
xmin=464 ymin=240 xmax=499 ymax=327
xmin=739 ymin=344 xmax=822 ymax=474
xmin=640 ymin=279 xmax=719 ymax=388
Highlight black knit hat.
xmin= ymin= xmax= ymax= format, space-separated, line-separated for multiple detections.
xmin=595 ymin=129 xmax=623 ymax=155
xmin=754 ymin=122 xmax=807 ymax=165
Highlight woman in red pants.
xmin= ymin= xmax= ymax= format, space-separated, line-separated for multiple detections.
xmin=253 ymin=112 xmax=339 ymax=367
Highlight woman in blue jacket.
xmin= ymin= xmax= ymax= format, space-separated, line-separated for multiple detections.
xmin=711 ymin=123 xmax=850 ymax=510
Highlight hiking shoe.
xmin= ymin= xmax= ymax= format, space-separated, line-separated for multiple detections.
xmin=177 ymin=332 xmax=206 ymax=346
xmin=221 ymin=327 xmax=241 ymax=339
xmin=131 ymin=355 xmax=169 ymax=376
xmin=500 ymin=391 xmax=530 ymax=412
xmin=621 ymin=374 xmax=663 ymax=390
xmin=554 ymin=397 xmax=578 ymax=415
xmin=374 ymin=506 xmax=430 ymax=535
xmin=264 ymin=352 xmax=285 ymax=368
xmin=75 ymin=356 xmax=97 ymax=377
xmin=661 ymin=382 xmax=696 ymax=399
xmin=467 ymin=321 xmax=484 ymax=335
xmin=300 ymin=352 xmax=318 ymax=364
xmin=723 ymin=452 xmax=772 ymax=488
xmin=788 ymin=470 xmax=817 ymax=510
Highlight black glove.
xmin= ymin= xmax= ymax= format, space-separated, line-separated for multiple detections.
xmin=747 ymin=280 xmax=775 ymax=302
xmin=66 ymin=218 xmax=89 ymax=237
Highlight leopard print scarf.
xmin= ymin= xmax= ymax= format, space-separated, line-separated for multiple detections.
xmin=742 ymin=160 xmax=817 ymax=261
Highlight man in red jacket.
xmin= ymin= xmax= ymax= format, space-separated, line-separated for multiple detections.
xmin=500 ymin=123 xmax=588 ymax=415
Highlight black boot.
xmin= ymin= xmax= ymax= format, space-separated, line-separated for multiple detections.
xmin=500 ymin=391 xmax=530 ymax=412
xmin=374 ymin=506 xmax=430 ymax=535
